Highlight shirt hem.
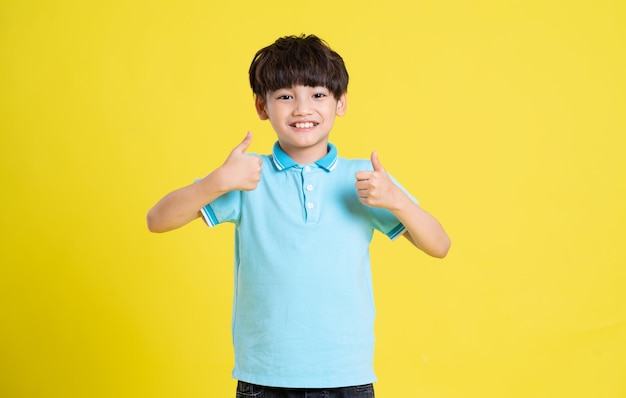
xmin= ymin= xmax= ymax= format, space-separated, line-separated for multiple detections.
xmin=232 ymin=370 xmax=377 ymax=389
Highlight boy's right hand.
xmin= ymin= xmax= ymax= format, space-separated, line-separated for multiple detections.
xmin=220 ymin=132 xmax=262 ymax=192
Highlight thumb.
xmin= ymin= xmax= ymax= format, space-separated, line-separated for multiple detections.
xmin=371 ymin=151 xmax=384 ymax=172
xmin=235 ymin=131 xmax=253 ymax=153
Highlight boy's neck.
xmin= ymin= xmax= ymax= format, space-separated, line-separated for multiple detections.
xmin=280 ymin=142 xmax=330 ymax=165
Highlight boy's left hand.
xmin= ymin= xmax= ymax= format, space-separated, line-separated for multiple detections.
xmin=355 ymin=151 xmax=402 ymax=210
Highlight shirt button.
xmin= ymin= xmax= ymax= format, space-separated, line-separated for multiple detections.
xmin=306 ymin=202 xmax=314 ymax=209
xmin=304 ymin=166 xmax=312 ymax=172
xmin=306 ymin=184 xmax=314 ymax=191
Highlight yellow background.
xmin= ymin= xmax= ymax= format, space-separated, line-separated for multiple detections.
xmin=1 ymin=1 xmax=625 ymax=397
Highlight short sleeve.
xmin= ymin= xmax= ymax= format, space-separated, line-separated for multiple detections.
xmin=194 ymin=179 xmax=242 ymax=227
xmin=369 ymin=174 xmax=419 ymax=240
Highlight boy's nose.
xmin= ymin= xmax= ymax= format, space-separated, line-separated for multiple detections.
xmin=293 ymin=98 xmax=313 ymax=115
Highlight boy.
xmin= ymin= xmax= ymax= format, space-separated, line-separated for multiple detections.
xmin=147 ymin=34 xmax=450 ymax=398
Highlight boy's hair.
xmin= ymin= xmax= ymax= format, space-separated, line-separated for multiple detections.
xmin=249 ymin=34 xmax=349 ymax=100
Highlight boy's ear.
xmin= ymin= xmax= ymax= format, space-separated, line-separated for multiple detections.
xmin=336 ymin=93 xmax=347 ymax=116
xmin=255 ymin=95 xmax=269 ymax=120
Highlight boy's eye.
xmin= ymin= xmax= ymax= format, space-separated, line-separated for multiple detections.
xmin=313 ymin=93 xmax=327 ymax=99
xmin=276 ymin=91 xmax=293 ymax=100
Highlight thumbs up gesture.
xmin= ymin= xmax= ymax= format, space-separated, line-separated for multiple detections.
xmin=355 ymin=151 xmax=401 ymax=209
xmin=220 ymin=132 xmax=263 ymax=192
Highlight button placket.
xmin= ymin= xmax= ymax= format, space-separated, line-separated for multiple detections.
xmin=302 ymin=165 xmax=319 ymax=223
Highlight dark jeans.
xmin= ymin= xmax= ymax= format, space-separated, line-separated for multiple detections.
xmin=236 ymin=381 xmax=375 ymax=398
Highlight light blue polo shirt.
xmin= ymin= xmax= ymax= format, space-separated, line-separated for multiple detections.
xmin=200 ymin=142 xmax=416 ymax=388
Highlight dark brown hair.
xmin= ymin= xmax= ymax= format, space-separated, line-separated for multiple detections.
xmin=249 ymin=34 xmax=349 ymax=100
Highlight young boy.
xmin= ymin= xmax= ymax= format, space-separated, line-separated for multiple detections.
xmin=147 ymin=34 xmax=450 ymax=398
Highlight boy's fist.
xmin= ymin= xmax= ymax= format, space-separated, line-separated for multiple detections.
xmin=355 ymin=151 xmax=400 ymax=209
xmin=221 ymin=132 xmax=262 ymax=191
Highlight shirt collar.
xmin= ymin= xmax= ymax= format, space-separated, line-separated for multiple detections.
xmin=271 ymin=142 xmax=338 ymax=172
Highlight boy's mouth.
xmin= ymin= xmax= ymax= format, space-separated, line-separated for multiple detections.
xmin=292 ymin=122 xmax=318 ymax=129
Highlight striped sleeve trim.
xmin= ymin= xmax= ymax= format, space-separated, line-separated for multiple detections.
xmin=387 ymin=223 xmax=407 ymax=240
xmin=199 ymin=205 xmax=219 ymax=227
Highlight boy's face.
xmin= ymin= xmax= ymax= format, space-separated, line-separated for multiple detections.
xmin=255 ymin=85 xmax=347 ymax=163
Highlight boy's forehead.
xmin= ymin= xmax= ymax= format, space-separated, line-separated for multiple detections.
xmin=270 ymin=85 xmax=332 ymax=92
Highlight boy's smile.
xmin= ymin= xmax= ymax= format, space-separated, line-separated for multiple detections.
xmin=256 ymin=85 xmax=346 ymax=164
xmin=292 ymin=121 xmax=318 ymax=129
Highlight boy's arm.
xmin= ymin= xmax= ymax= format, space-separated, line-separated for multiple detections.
xmin=355 ymin=151 xmax=451 ymax=258
xmin=146 ymin=132 xmax=262 ymax=233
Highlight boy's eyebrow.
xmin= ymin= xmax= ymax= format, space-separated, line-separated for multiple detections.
xmin=266 ymin=86 xmax=333 ymax=99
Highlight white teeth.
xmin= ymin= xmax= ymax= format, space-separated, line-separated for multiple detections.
xmin=294 ymin=122 xmax=315 ymax=129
